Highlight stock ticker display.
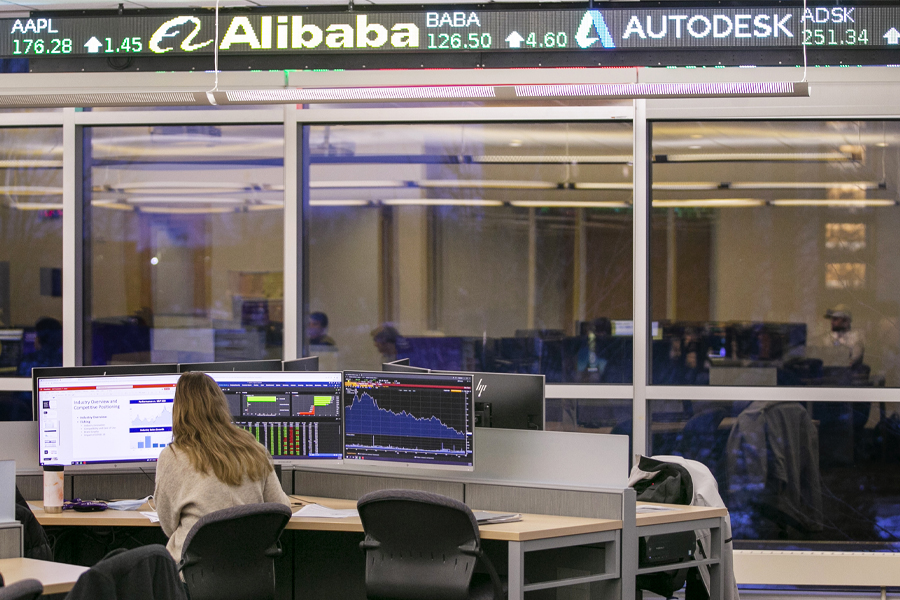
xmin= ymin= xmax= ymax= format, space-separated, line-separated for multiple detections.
xmin=2 ymin=6 xmax=900 ymax=60
xmin=343 ymin=371 xmax=474 ymax=469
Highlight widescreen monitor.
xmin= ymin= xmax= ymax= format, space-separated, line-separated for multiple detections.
xmin=178 ymin=359 xmax=282 ymax=373
xmin=283 ymin=356 xmax=319 ymax=372
xmin=343 ymin=371 xmax=474 ymax=470
xmin=209 ymin=371 xmax=343 ymax=461
xmin=434 ymin=370 xmax=545 ymax=430
xmin=31 ymin=363 xmax=179 ymax=419
xmin=37 ymin=370 xmax=344 ymax=467
xmin=37 ymin=373 xmax=181 ymax=466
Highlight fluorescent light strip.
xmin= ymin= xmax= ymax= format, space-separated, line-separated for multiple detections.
xmin=418 ymin=180 xmax=558 ymax=190
xmin=223 ymin=86 xmax=496 ymax=103
xmin=572 ymin=183 xmax=636 ymax=191
xmin=654 ymin=199 xmax=765 ymax=208
xmin=10 ymin=202 xmax=63 ymax=210
xmin=510 ymin=200 xmax=630 ymax=208
xmin=0 ymin=160 xmax=63 ymax=169
xmin=474 ymin=155 xmax=632 ymax=164
xmin=661 ymin=152 xmax=852 ymax=162
xmin=514 ymin=81 xmax=808 ymax=99
xmin=309 ymin=200 xmax=371 ymax=207
xmin=105 ymin=182 xmax=254 ymax=194
xmin=138 ymin=206 xmax=235 ymax=214
xmin=310 ymin=181 xmax=410 ymax=190
xmin=124 ymin=196 xmax=246 ymax=205
xmin=381 ymin=199 xmax=503 ymax=207
xmin=769 ymin=199 xmax=898 ymax=207
xmin=0 ymin=92 xmax=204 ymax=108
xmin=91 ymin=201 xmax=134 ymax=211
xmin=729 ymin=181 xmax=883 ymax=190
xmin=0 ymin=186 xmax=63 ymax=196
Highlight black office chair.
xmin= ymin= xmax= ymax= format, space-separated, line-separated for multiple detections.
xmin=179 ymin=502 xmax=292 ymax=600
xmin=0 ymin=579 xmax=43 ymax=600
xmin=357 ymin=489 xmax=506 ymax=600
xmin=65 ymin=545 xmax=186 ymax=600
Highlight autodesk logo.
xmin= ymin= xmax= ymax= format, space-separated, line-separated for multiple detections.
xmin=576 ymin=10 xmax=616 ymax=49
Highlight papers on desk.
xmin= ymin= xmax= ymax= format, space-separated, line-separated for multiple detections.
xmin=472 ymin=510 xmax=522 ymax=525
xmin=293 ymin=504 xmax=359 ymax=519
xmin=636 ymin=505 xmax=680 ymax=514
xmin=140 ymin=511 xmax=160 ymax=523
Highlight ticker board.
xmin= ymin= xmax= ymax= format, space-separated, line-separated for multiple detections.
xmin=3 ymin=5 xmax=900 ymax=59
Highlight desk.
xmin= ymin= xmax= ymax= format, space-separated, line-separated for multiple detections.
xmin=634 ymin=503 xmax=727 ymax=600
xmin=31 ymin=498 xmax=623 ymax=600
xmin=0 ymin=558 xmax=88 ymax=595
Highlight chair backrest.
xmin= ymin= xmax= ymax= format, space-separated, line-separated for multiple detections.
xmin=0 ymin=579 xmax=42 ymax=600
xmin=356 ymin=489 xmax=482 ymax=600
xmin=65 ymin=545 xmax=185 ymax=600
xmin=179 ymin=502 xmax=292 ymax=600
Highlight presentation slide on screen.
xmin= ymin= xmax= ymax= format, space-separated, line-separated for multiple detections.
xmin=38 ymin=374 xmax=181 ymax=466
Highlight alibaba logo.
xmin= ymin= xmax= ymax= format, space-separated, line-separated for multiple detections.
xmin=576 ymin=10 xmax=616 ymax=49
xmin=149 ymin=16 xmax=214 ymax=53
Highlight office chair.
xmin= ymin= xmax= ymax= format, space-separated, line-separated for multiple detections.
xmin=65 ymin=545 xmax=186 ymax=600
xmin=0 ymin=579 xmax=43 ymax=600
xmin=179 ymin=502 xmax=292 ymax=600
xmin=357 ymin=489 xmax=506 ymax=600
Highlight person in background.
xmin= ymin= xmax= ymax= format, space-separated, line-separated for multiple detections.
xmin=308 ymin=311 xmax=336 ymax=346
xmin=823 ymin=304 xmax=864 ymax=367
xmin=153 ymin=372 xmax=290 ymax=562
xmin=17 ymin=317 xmax=62 ymax=377
xmin=371 ymin=323 xmax=404 ymax=363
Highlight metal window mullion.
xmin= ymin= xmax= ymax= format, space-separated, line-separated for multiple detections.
xmin=62 ymin=108 xmax=82 ymax=367
xmin=632 ymin=100 xmax=649 ymax=458
xmin=283 ymin=104 xmax=299 ymax=360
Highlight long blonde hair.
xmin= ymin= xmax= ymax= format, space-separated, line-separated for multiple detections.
xmin=171 ymin=371 xmax=273 ymax=486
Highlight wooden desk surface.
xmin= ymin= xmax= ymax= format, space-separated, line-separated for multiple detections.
xmin=0 ymin=558 xmax=88 ymax=595
xmin=636 ymin=502 xmax=727 ymax=527
xmin=30 ymin=498 xmax=623 ymax=544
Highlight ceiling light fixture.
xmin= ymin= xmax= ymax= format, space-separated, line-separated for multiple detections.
xmin=769 ymin=199 xmax=898 ymax=207
xmin=381 ymin=199 xmax=504 ymax=207
xmin=0 ymin=82 xmax=809 ymax=109
xmin=509 ymin=200 xmax=630 ymax=208
xmin=653 ymin=199 xmax=765 ymax=207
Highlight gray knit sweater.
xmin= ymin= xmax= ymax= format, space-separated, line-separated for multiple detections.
xmin=153 ymin=444 xmax=291 ymax=561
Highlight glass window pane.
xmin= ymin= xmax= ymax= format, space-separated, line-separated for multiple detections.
xmin=0 ymin=127 xmax=63 ymax=384
xmin=546 ymin=397 xmax=632 ymax=435
xmin=649 ymin=399 xmax=900 ymax=548
xmin=305 ymin=122 xmax=633 ymax=382
xmin=84 ymin=125 xmax=284 ymax=365
xmin=650 ymin=121 xmax=900 ymax=387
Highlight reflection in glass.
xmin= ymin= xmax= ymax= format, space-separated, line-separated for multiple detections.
xmin=649 ymin=399 xmax=900 ymax=548
xmin=305 ymin=123 xmax=634 ymax=381
xmin=650 ymin=121 xmax=900 ymax=387
xmin=84 ymin=125 xmax=284 ymax=365
xmin=0 ymin=127 xmax=63 ymax=387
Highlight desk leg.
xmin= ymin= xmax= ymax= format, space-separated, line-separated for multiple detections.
xmin=709 ymin=517 xmax=724 ymax=600
xmin=508 ymin=541 xmax=525 ymax=600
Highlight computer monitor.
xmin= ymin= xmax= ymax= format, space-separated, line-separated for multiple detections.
xmin=37 ymin=373 xmax=181 ymax=466
xmin=210 ymin=371 xmax=343 ymax=461
xmin=283 ymin=356 xmax=319 ymax=372
xmin=434 ymin=370 xmax=545 ymax=430
xmin=343 ymin=371 xmax=474 ymax=470
xmin=382 ymin=359 xmax=430 ymax=373
xmin=178 ymin=359 xmax=283 ymax=373
xmin=32 ymin=363 xmax=179 ymax=422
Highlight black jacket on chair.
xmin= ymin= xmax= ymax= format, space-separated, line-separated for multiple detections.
xmin=65 ymin=545 xmax=187 ymax=600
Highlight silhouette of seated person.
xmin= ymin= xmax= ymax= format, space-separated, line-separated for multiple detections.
xmin=371 ymin=324 xmax=408 ymax=364
xmin=308 ymin=311 xmax=336 ymax=347
xmin=18 ymin=317 xmax=62 ymax=377
xmin=576 ymin=318 xmax=611 ymax=383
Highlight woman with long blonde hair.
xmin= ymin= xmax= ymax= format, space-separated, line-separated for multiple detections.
xmin=154 ymin=372 xmax=290 ymax=561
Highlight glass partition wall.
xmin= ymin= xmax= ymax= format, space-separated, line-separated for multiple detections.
xmin=83 ymin=125 xmax=285 ymax=365
xmin=304 ymin=122 xmax=634 ymax=380
xmin=1 ymin=104 xmax=898 ymax=553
